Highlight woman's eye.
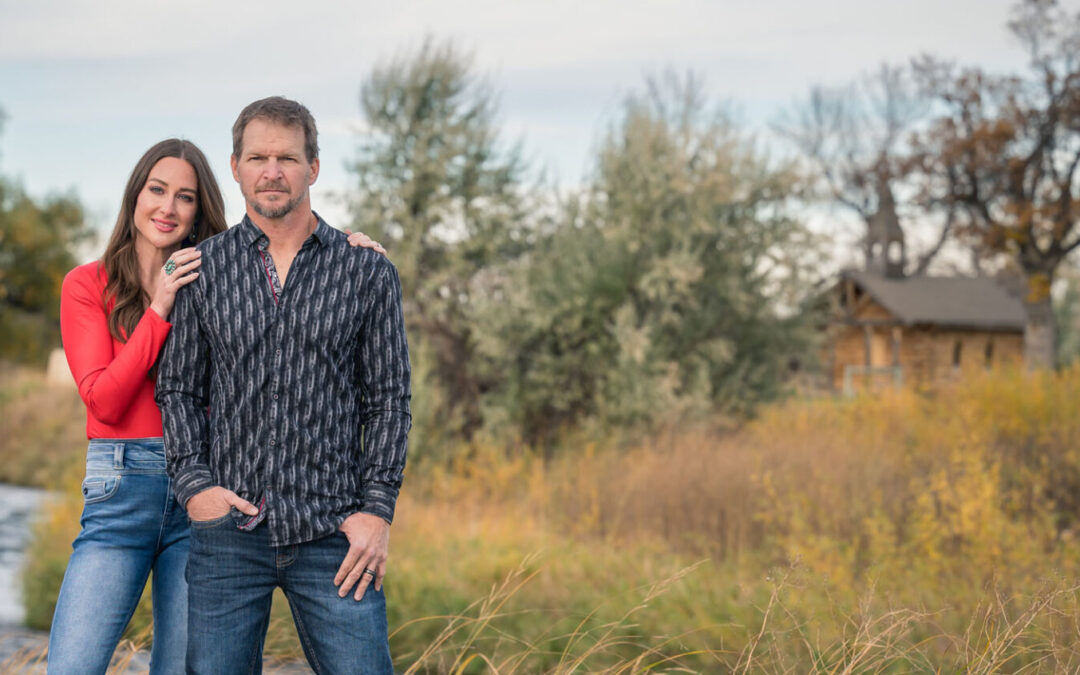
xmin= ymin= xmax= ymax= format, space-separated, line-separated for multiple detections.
xmin=149 ymin=186 xmax=164 ymax=194
xmin=179 ymin=194 xmax=195 ymax=203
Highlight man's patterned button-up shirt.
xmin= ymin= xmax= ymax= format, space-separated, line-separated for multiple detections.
xmin=157 ymin=215 xmax=411 ymax=546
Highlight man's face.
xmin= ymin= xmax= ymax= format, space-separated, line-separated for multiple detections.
xmin=231 ymin=118 xmax=319 ymax=220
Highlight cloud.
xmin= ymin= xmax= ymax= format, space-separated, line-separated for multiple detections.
xmin=0 ymin=0 xmax=1065 ymax=233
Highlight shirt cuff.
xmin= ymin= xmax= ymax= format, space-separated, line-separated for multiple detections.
xmin=173 ymin=466 xmax=216 ymax=510
xmin=360 ymin=483 xmax=399 ymax=525
xmin=144 ymin=306 xmax=172 ymax=328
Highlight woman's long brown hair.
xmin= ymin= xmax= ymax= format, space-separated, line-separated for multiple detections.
xmin=101 ymin=139 xmax=226 ymax=343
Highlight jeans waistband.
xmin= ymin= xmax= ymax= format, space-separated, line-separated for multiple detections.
xmin=87 ymin=437 xmax=166 ymax=471
xmin=88 ymin=437 xmax=165 ymax=448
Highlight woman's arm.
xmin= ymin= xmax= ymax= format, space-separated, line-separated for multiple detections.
xmin=60 ymin=265 xmax=172 ymax=425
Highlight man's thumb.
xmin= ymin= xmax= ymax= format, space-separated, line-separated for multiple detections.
xmin=230 ymin=495 xmax=260 ymax=516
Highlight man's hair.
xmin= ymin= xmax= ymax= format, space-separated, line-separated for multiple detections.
xmin=231 ymin=96 xmax=319 ymax=162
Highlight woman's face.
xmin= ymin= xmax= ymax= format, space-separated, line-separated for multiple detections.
xmin=133 ymin=157 xmax=199 ymax=252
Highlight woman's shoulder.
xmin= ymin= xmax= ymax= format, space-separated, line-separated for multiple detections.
xmin=62 ymin=260 xmax=107 ymax=292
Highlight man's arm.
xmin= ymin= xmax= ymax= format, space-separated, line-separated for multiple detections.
xmin=336 ymin=259 xmax=412 ymax=600
xmin=156 ymin=280 xmax=216 ymax=507
xmin=355 ymin=259 xmax=413 ymax=520
xmin=155 ymin=268 xmax=263 ymax=521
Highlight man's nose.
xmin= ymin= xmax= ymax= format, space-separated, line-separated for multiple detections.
xmin=263 ymin=159 xmax=284 ymax=179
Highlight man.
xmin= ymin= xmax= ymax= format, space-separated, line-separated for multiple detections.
xmin=157 ymin=96 xmax=410 ymax=674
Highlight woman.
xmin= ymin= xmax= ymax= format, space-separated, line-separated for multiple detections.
xmin=50 ymin=138 xmax=383 ymax=674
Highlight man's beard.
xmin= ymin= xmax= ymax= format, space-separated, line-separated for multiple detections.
xmin=250 ymin=183 xmax=305 ymax=219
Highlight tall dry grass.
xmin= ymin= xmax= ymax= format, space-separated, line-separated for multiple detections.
xmin=0 ymin=365 xmax=84 ymax=487
xmin=390 ymin=366 xmax=1080 ymax=670
xmin=14 ymin=365 xmax=1080 ymax=671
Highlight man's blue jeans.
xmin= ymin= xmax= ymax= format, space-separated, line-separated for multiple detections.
xmin=48 ymin=438 xmax=189 ymax=675
xmin=185 ymin=517 xmax=393 ymax=674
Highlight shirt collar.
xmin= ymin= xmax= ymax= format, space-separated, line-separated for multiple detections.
xmin=310 ymin=212 xmax=334 ymax=245
xmin=238 ymin=212 xmax=333 ymax=247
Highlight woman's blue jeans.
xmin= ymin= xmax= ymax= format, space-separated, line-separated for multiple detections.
xmin=47 ymin=438 xmax=190 ymax=675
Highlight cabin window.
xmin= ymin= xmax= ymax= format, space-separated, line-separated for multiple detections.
xmin=952 ymin=340 xmax=963 ymax=370
xmin=985 ymin=340 xmax=994 ymax=369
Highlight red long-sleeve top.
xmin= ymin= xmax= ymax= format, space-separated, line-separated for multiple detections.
xmin=61 ymin=262 xmax=172 ymax=439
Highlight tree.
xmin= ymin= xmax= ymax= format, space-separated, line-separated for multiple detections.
xmin=0 ymin=111 xmax=91 ymax=365
xmin=776 ymin=65 xmax=955 ymax=276
xmin=912 ymin=0 xmax=1080 ymax=369
xmin=346 ymin=38 xmax=535 ymax=444
xmin=475 ymin=74 xmax=822 ymax=445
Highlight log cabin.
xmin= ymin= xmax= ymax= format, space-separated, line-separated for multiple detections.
xmin=826 ymin=270 xmax=1026 ymax=394
xmin=823 ymin=185 xmax=1025 ymax=394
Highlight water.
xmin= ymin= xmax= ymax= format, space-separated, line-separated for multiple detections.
xmin=0 ymin=485 xmax=314 ymax=672
xmin=0 ymin=484 xmax=47 ymax=627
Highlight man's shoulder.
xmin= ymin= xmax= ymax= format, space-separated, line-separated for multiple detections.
xmin=196 ymin=224 xmax=243 ymax=254
xmin=320 ymin=226 xmax=395 ymax=272
xmin=347 ymin=245 xmax=399 ymax=283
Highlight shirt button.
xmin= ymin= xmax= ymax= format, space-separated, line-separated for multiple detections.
xmin=269 ymin=440 xmax=276 ymax=446
xmin=273 ymin=394 xmax=279 ymax=400
xmin=275 ymin=349 xmax=282 ymax=356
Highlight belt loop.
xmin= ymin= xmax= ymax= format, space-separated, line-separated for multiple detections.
xmin=114 ymin=443 xmax=124 ymax=469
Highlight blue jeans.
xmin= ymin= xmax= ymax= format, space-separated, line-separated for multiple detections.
xmin=48 ymin=438 xmax=190 ymax=675
xmin=186 ymin=519 xmax=392 ymax=674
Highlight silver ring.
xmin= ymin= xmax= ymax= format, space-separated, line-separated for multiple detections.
xmin=362 ymin=568 xmax=376 ymax=577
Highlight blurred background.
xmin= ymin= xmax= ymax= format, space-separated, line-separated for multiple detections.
xmin=4 ymin=0 xmax=1080 ymax=672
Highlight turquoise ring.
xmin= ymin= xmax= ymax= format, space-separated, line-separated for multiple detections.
xmin=164 ymin=259 xmax=177 ymax=275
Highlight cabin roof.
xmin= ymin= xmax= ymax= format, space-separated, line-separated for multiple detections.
xmin=840 ymin=270 xmax=1027 ymax=331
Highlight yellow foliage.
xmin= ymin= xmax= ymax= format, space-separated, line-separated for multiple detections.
xmin=18 ymin=366 xmax=1080 ymax=670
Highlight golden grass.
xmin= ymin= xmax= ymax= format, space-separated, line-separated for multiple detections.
xmin=0 ymin=365 xmax=85 ymax=488
xmin=14 ymin=365 xmax=1080 ymax=671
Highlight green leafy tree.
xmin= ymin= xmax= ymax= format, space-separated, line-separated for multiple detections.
xmin=0 ymin=112 xmax=91 ymax=364
xmin=475 ymin=74 xmax=823 ymax=445
xmin=346 ymin=39 xmax=535 ymax=447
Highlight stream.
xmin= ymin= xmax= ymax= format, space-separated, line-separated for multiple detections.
xmin=0 ymin=483 xmax=46 ymax=627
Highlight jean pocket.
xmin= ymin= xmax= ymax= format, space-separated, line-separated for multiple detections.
xmin=82 ymin=475 xmax=121 ymax=504
xmin=189 ymin=512 xmax=234 ymax=529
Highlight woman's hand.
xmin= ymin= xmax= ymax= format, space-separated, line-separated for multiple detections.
xmin=149 ymin=247 xmax=201 ymax=320
xmin=346 ymin=230 xmax=387 ymax=256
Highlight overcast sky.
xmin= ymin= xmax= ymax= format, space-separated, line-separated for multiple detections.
xmin=0 ymin=0 xmax=1066 ymax=249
